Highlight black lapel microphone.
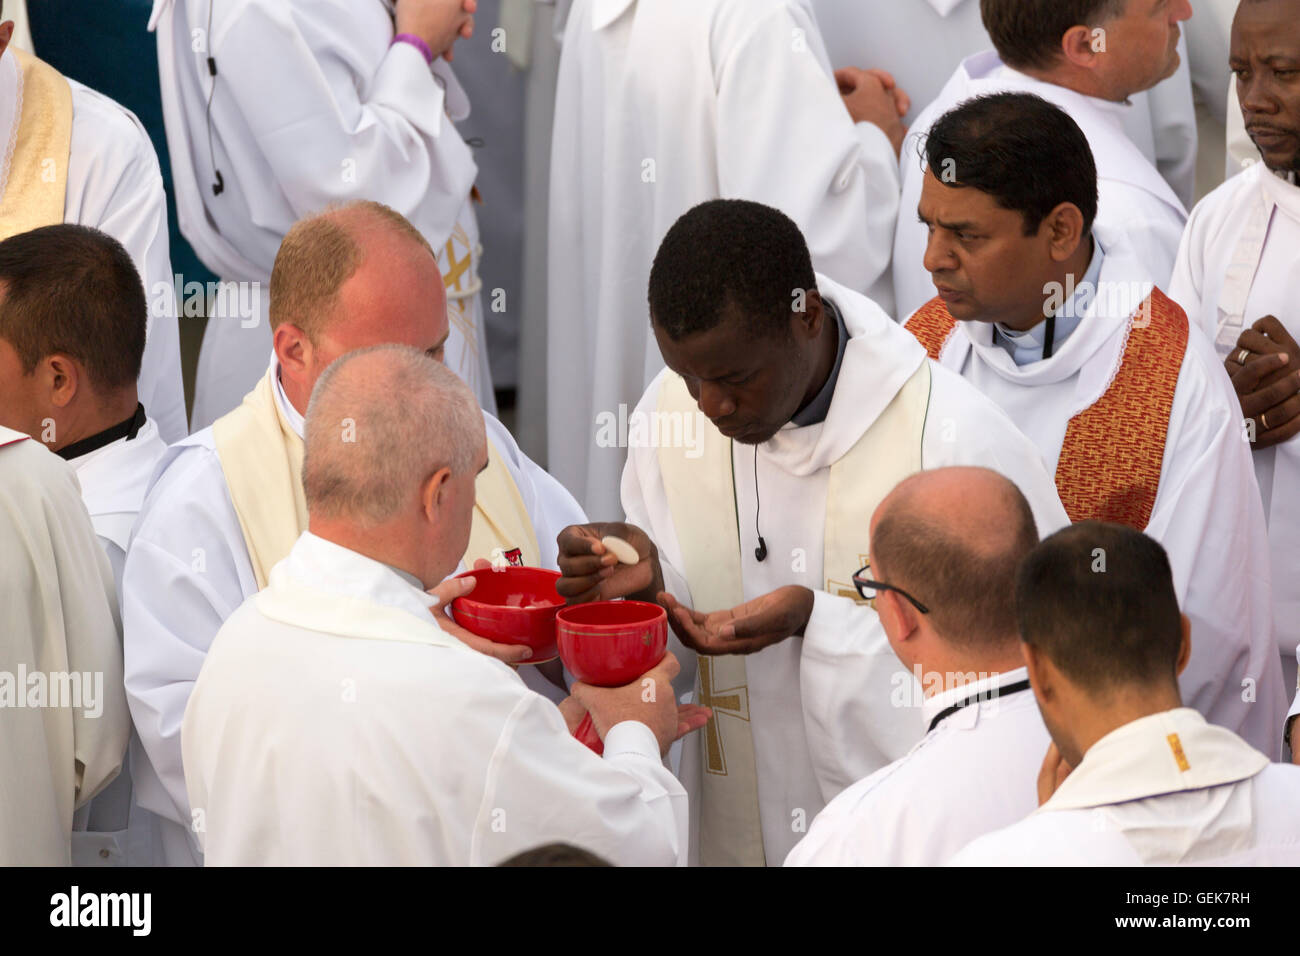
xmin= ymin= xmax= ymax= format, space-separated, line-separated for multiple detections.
xmin=753 ymin=447 xmax=768 ymax=562
xmin=206 ymin=1 xmax=225 ymax=196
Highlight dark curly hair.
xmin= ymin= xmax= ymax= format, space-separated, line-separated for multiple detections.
xmin=648 ymin=199 xmax=816 ymax=342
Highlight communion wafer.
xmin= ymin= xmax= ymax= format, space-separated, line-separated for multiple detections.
xmin=600 ymin=535 xmax=639 ymax=565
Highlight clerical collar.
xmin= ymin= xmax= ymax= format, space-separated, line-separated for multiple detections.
xmin=925 ymin=667 xmax=1033 ymax=733
xmin=791 ymin=298 xmax=848 ymax=427
xmin=55 ymin=403 xmax=146 ymax=461
xmin=994 ymin=238 xmax=1103 ymax=367
xmin=293 ymin=531 xmax=435 ymax=613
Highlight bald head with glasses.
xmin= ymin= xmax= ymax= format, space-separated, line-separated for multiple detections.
xmin=862 ymin=466 xmax=1040 ymax=697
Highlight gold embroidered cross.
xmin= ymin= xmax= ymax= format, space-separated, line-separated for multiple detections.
xmin=698 ymin=657 xmax=750 ymax=776
xmin=443 ymin=240 xmax=472 ymax=291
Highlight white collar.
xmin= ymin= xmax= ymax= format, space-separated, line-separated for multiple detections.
xmin=270 ymin=355 xmax=306 ymax=439
xmin=280 ymin=531 xmax=435 ymax=620
xmin=1041 ymin=707 xmax=1269 ymax=813
xmin=65 ymin=433 xmax=129 ymax=471
xmin=762 ymin=273 xmax=926 ymax=477
xmin=592 ymin=0 xmax=636 ymax=30
xmin=921 ymin=666 xmax=1031 ymax=728
xmin=257 ymin=532 xmax=467 ymax=653
xmin=995 ymin=62 xmax=1135 ymax=116
xmin=925 ymin=0 xmax=969 ymax=15
xmin=66 ymin=416 xmax=163 ymax=500
xmin=993 ymin=239 xmax=1103 ymax=364
xmin=958 ymin=226 xmax=1153 ymax=391
xmin=1258 ymin=160 xmax=1300 ymax=221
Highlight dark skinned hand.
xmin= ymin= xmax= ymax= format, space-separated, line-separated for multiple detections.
xmin=1224 ymin=316 xmax=1300 ymax=449
xmin=555 ymin=522 xmax=665 ymax=605
xmin=659 ymin=586 xmax=815 ymax=656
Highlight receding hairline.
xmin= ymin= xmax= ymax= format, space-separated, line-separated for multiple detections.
xmin=269 ymin=201 xmax=437 ymax=338
xmin=875 ymin=468 xmax=1033 ymax=569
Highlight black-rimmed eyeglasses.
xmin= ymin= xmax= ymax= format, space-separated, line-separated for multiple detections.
xmin=852 ymin=566 xmax=930 ymax=614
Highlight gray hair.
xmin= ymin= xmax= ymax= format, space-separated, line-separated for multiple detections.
xmin=302 ymin=345 xmax=484 ymax=525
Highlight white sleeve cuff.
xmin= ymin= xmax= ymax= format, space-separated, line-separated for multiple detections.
xmin=372 ymin=41 xmax=448 ymax=135
xmin=601 ymin=721 xmax=662 ymax=763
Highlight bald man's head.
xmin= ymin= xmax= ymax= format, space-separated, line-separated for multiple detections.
xmin=870 ymin=467 xmax=1039 ymax=650
xmin=302 ymin=345 xmax=484 ymax=527
xmin=269 ymin=200 xmax=438 ymax=343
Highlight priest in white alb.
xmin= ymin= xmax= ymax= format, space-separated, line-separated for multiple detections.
xmin=810 ymin=0 xmax=1199 ymax=207
xmin=950 ymin=523 xmax=1300 ymax=867
xmin=548 ymin=0 xmax=908 ymax=518
xmin=0 ymin=4 xmax=185 ymax=441
xmin=785 ymin=468 xmax=1050 ymax=867
xmin=0 ymin=224 xmax=167 ymax=865
xmin=892 ymin=0 xmax=1191 ymax=317
xmin=123 ymin=202 xmax=585 ymax=866
xmin=149 ymin=0 xmax=495 ymax=429
xmin=184 ymin=345 xmax=704 ymax=866
xmin=904 ymin=93 xmax=1285 ymax=756
xmin=0 ymin=429 xmax=129 ymax=865
xmin=556 ymin=199 xmax=1070 ymax=867
xmin=1169 ymin=0 xmax=1300 ymax=701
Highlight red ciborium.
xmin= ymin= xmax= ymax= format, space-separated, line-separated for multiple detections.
xmin=450 ymin=567 xmax=565 ymax=663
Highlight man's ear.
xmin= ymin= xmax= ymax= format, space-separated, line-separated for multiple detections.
xmin=1175 ymin=613 xmax=1192 ymax=677
xmin=273 ymin=323 xmax=311 ymax=378
xmin=45 ymin=355 xmax=79 ymax=409
xmin=421 ymin=466 xmax=453 ymax=522
xmin=1059 ymin=23 xmax=1102 ymax=71
xmin=1046 ymin=203 xmax=1086 ymax=263
xmin=793 ymin=288 xmax=825 ymax=341
xmin=1022 ymin=641 xmax=1051 ymax=700
xmin=876 ymin=588 xmax=919 ymax=645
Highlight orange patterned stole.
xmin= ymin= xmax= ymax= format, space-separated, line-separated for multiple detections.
xmin=905 ymin=291 xmax=1188 ymax=530
xmin=906 ymin=296 xmax=959 ymax=360
xmin=1056 ymin=288 xmax=1187 ymax=529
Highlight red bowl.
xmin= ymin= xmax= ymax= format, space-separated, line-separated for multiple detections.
xmin=450 ymin=567 xmax=564 ymax=663
xmin=556 ymin=601 xmax=668 ymax=687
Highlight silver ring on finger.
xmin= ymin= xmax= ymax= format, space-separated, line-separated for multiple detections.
xmin=1261 ymin=411 xmax=1270 ymax=430
xmin=1237 ymin=348 xmax=1251 ymax=365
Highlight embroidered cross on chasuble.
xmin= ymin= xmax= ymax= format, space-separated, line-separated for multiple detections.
xmin=907 ymin=290 xmax=1188 ymax=530
xmin=656 ymin=363 xmax=931 ymax=866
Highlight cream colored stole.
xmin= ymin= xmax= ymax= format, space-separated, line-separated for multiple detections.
xmin=0 ymin=49 xmax=72 ymax=238
xmin=657 ymin=362 xmax=931 ymax=866
xmin=213 ymin=369 xmax=540 ymax=590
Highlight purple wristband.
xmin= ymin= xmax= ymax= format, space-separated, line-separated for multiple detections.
xmin=392 ymin=32 xmax=435 ymax=66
